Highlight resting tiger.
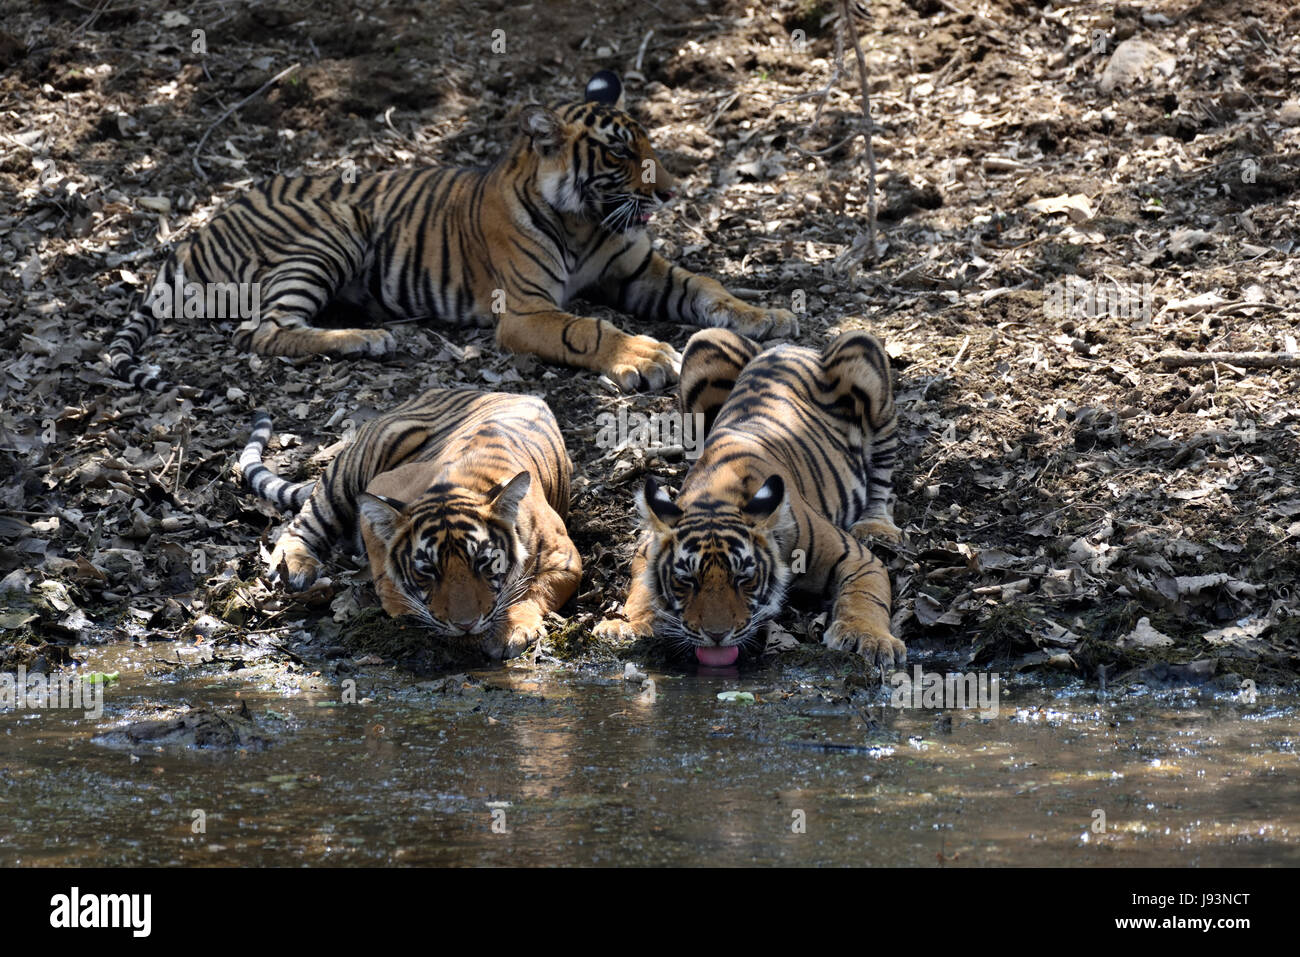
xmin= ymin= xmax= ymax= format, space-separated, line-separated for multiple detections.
xmin=239 ymin=388 xmax=580 ymax=659
xmin=594 ymin=327 xmax=905 ymax=668
xmin=107 ymin=71 xmax=796 ymax=395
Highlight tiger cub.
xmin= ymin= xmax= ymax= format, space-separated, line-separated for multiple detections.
xmin=107 ymin=70 xmax=796 ymax=396
xmin=240 ymin=388 xmax=580 ymax=659
xmin=595 ymin=328 xmax=905 ymax=668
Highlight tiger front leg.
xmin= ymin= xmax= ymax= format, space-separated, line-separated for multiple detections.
xmin=485 ymin=516 xmax=583 ymax=659
xmin=605 ymin=250 xmax=799 ymax=341
xmin=496 ymin=308 xmax=680 ymax=393
xmin=267 ymin=477 xmax=365 ymax=593
xmin=806 ymin=519 xmax=905 ymax=669
xmin=594 ymin=538 xmax=658 ymax=640
xmin=484 ymin=600 xmax=546 ymax=660
xmin=849 ymin=513 xmax=903 ymax=544
xmin=268 ymin=529 xmax=325 ymax=592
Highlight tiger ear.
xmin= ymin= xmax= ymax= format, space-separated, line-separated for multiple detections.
xmin=584 ymin=70 xmax=624 ymax=108
xmin=358 ymin=493 xmax=406 ymax=545
xmin=642 ymin=476 xmax=683 ymax=532
xmin=489 ymin=471 xmax=531 ymax=524
xmin=741 ymin=475 xmax=787 ymax=530
xmin=519 ymin=105 xmax=564 ymax=153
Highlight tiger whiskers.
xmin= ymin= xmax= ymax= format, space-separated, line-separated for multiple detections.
xmin=600 ymin=201 xmax=635 ymax=231
xmin=599 ymin=192 xmax=651 ymax=232
xmin=481 ymin=564 xmax=536 ymax=638
xmin=652 ymin=612 xmax=700 ymax=654
xmin=389 ymin=560 xmax=538 ymax=645
xmin=392 ymin=590 xmax=452 ymax=634
xmin=732 ymin=617 xmax=771 ymax=650
xmin=655 ymin=606 xmax=771 ymax=656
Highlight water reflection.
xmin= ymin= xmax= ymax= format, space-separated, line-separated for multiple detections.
xmin=0 ymin=642 xmax=1295 ymax=866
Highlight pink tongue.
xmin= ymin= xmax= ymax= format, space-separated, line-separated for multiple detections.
xmin=695 ymin=645 xmax=739 ymax=667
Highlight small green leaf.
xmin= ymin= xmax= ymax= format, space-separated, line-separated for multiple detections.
xmin=717 ymin=691 xmax=756 ymax=704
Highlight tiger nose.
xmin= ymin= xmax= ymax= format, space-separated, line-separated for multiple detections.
xmin=703 ymin=629 xmax=729 ymax=643
xmin=655 ymin=185 xmax=675 ymax=202
xmin=453 ymin=618 xmax=478 ymax=633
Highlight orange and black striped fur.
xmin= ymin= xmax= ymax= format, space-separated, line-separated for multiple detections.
xmin=595 ymin=327 xmax=904 ymax=668
xmin=107 ymin=71 xmax=796 ymax=395
xmin=240 ymin=388 xmax=580 ymax=659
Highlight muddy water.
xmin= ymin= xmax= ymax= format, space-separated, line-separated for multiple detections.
xmin=1 ymin=641 xmax=1297 ymax=866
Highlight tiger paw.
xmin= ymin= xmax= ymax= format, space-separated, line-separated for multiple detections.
xmin=605 ymin=335 xmax=681 ymax=392
xmin=753 ymin=306 xmax=800 ymax=339
xmin=329 ymin=328 xmax=397 ymax=358
xmin=823 ymin=620 xmax=906 ymax=669
xmin=484 ymin=603 xmax=546 ymax=660
xmin=268 ymin=539 xmax=323 ymax=592
xmin=850 ymin=515 xmax=903 ymax=543
xmin=708 ymin=302 xmax=799 ymax=340
xmin=593 ymin=615 xmax=654 ymax=641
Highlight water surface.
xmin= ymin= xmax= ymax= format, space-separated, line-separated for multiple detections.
xmin=1 ymin=640 xmax=1296 ymax=866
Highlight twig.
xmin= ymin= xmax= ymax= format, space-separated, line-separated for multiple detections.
xmin=947 ymin=335 xmax=971 ymax=372
xmin=843 ymin=0 xmax=877 ymax=265
xmin=71 ymin=0 xmax=113 ymax=37
xmin=828 ymin=0 xmax=879 ymax=276
xmin=787 ymin=130 xmax=860 ymax=158
xmin=192 ymin=63 xmax=301 ymax=181
xmin=382 ymin=106 xmax=420 ymax=151
xmin=801 ymin=24 xmax=844 ymax=137
xmin=171 ymin=419 xmax=190 ymax=495
xmin=704 ymin=90 xmax=740 ymax=131
xmin=1153 ymin=351 xmax=1300 ymax=369
xmin=634 ymin=29 xmax=654 ymax=74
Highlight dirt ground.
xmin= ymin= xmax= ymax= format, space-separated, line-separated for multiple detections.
xmin=1 ymin=0 xmax=1298 ymax=685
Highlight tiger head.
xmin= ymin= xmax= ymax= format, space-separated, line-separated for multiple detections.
xmin=517 ymin=70 xmax=676 ymax=232
xmin=640 ymin=475 xmax=795 ymax=666
xmin=357 ymin=472 xmax=532 ymax=643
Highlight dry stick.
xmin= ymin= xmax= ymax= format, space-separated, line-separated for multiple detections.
xmin=192 ymin=63 xmax=301 ymax=181
xmin=947 ymin=335 xmax=971 ymax=373
xmin=705 ymin=90 xmax=741 ymax=132
xmin=778 ymin=16 xmax=849 ymax=155
xmin=71 ymin=0 xmax=113 ymax=38
xmin=794 ymin=25 xmax=844 ymax=135
xmin=634 ymin=29 xmax=655 ymax=74
xmin=839 ymin=0 xmax=878 ymax=270
xmin=1154 ymin=351 xmax=1300 ymax=369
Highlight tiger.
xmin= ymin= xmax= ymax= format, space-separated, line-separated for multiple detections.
xmin=106 ymin=70 xmax=797 ymax=396
xmin=239 ymin=387 xmax=581 ymax=659
xmin=593 ymin=326 xmax=905 ymax=669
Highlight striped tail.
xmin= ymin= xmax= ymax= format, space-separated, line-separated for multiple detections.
xmin=103 ymin=257 xmax=210 ymax=397
xmin=239 ymin=412 xmax=315 ymax=512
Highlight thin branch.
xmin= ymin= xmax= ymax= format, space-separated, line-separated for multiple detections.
xmin=634 ymin=29 xmax=655 ymax=74
xmin=802 ymin=24 xmax=844 ymax=138
xmin=192 ymin=63 xmax=301 ymax=181
xmin=835 ymin=0 xmax=879 ymax=272
xmin=1153 ymin=351 xmax=1300 ymax=369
